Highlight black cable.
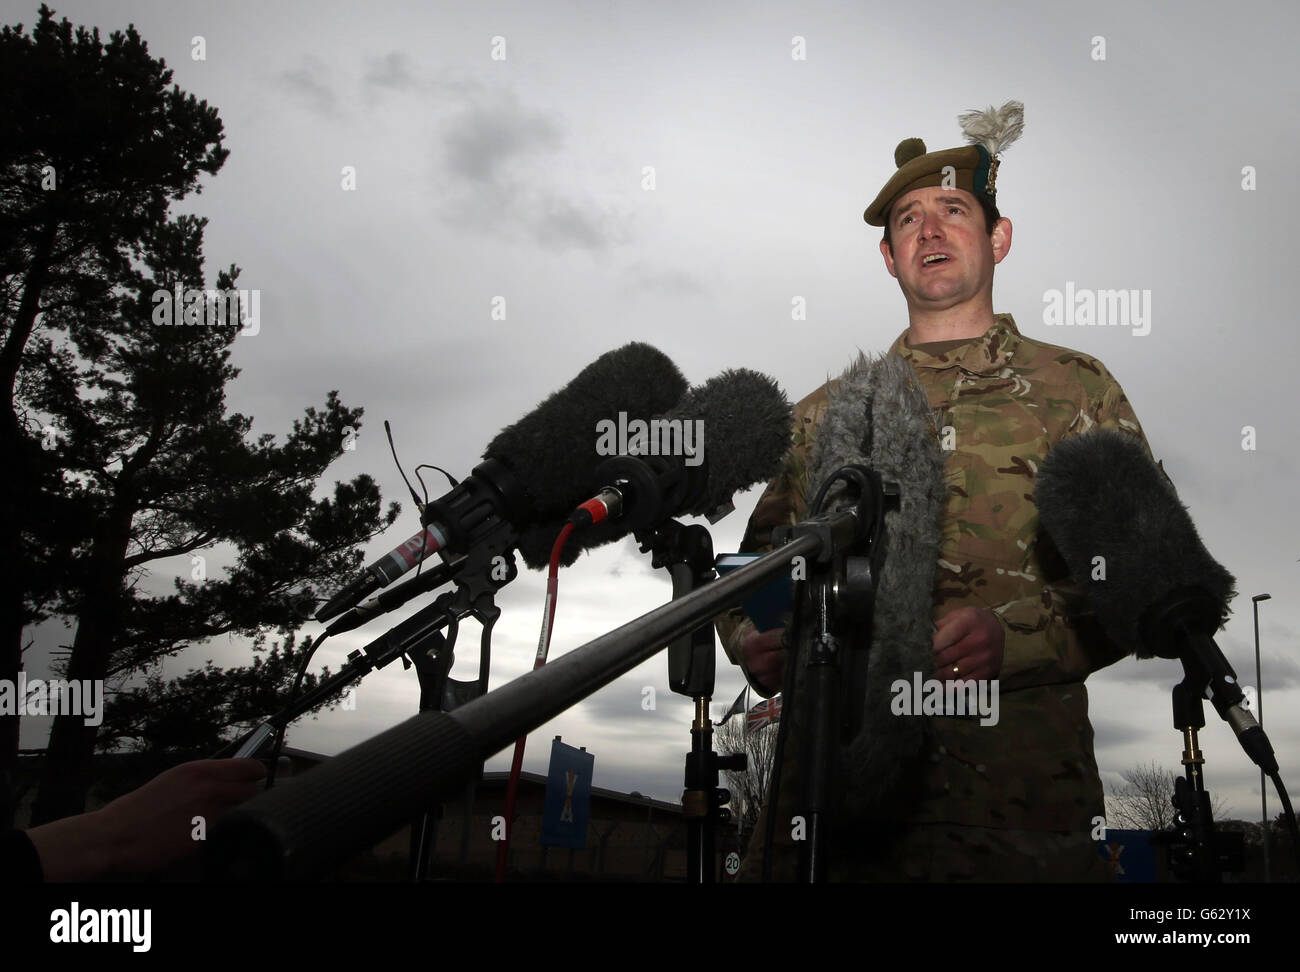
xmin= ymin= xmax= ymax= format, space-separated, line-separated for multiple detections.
xmin=384 ymin=421 xmax=436 ymax=579
xmin=384 ymin=420 xmax=424 ymax=510
xmin=1268 ymin=771 xmax=1300 ymax=872
xmin=264 ymin=630 xmax=330 ymax=789
xmin=414 ymin=462 xmax=457 ymax=497
xmin=810 ymin=467 xmax=857 ymax=514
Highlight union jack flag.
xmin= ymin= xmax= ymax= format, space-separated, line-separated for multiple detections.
xmin=746 ymin=695 xmax=782 ymax=734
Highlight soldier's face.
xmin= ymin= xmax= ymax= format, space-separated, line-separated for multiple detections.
xmin=879 ymin=187 xmax=1010 ymax=312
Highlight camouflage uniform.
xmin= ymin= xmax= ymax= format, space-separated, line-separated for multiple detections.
xmin=719 ymin=313 xmax=1155 ymax=881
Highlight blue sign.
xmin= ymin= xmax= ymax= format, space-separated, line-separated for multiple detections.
xmin=541 ymin=739 xmax=594 ymax=849
xmin=1098 ymin=829 xmax=1156 ymax=882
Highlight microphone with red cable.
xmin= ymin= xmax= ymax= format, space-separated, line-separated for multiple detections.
xmin=314 ymin=342 xmax=690 ymax=623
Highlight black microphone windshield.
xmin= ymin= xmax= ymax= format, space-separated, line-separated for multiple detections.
xmin=1034 ymin=429 xmax=1236 ymax=657
xmin=666 ymin=367 xmax=793 ymax=516
xmin=515 ymin=367 xmax=792 ymax=569
xmin=482 ymin=342 xmax=689 ymax=518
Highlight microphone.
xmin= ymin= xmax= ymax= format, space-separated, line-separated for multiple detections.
xmin=514 ymin=368 xmax=793 ymax=568
xmin=316 ymin=527 xmax=442 ymax=623
xmin=315 ymin=343 xmax=689 ymax=621
xmin=1035 ymin=429 xmax=1275 ymax=773
xmin=802 ymin=352 xmax=948 ymax=816
xmin=324 ymin=558 xmax=464 ymax=636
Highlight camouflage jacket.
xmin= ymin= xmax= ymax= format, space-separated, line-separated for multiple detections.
xmin=718 ymin=313 xmax=1156 ymax=833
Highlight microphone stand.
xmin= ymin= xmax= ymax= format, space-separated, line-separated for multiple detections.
xmin=637 ymin=518 xmax=745 ymax=883
xmin=1143 ymin=593 xmax=1250 ymax=882
xmin=1162 ymin=656 xmax=1245 ymax=882
xmin=408 ymin=633 xmax=452 ymax=879
xmin=1168 ymin=673 xmax=1221 ymax=882
xmin=221 ymin=604 xmax=453 ymax=763
xmin=221 ymin=532 xmax=517 ymax=880
xmin=408 ymin=595 xmax=499 ymax=881
xmin=772 ymin=465 xmax=892 ymax=882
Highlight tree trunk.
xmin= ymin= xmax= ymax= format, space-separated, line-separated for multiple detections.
xmin=29 ymin=508 xmax=132 ymax=825
xmin=0 ymin=220 xmax=59 ymax=793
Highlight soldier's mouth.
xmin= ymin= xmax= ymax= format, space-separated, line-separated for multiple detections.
xmin=920 ymin=253 xmax=952 ymax=268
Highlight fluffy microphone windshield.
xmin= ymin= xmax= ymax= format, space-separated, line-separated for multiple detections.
xmin=483 ymin=342 xmax=688 ymax=517
xmin=803 ymin=353 xmax=947 ymax=816
xmin=515 ymin=367 xmax=793 ymax=569
xmin=1034 ymin=428 xmax=1237 ymax=657
xmin=667 ymin=368 xmax=793 ymax=517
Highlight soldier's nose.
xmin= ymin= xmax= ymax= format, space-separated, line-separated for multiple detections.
xmin=919 ymin=216 xmax=944 ymax=239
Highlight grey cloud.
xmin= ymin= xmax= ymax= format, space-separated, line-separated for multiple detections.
xmin=363 ymin=51 xmax=416 ymax=93
xmin=532 ymin=197 xmax=613 ymax=252
xmin=578 ymin=681 xmax=695 ymax=728
xmin=1093 ymin=648 xmax=1300 ymax=694
xmin=283 ymin=54 xmax=483 ymax=117
xmin=622 ymin=265 xmax=710 ymax=298
xmin=441 ymin=99 xmax=561 ymax=186
xmin=1253 ymin=648 xmax=1300 ymax=691
xmin=279 ymin=56 xmax=340 ymax=115
xmin=1090 ymin=716 xmax=1142 ymax=752
xmin=434 ymin=94 xmax=625 ymax=252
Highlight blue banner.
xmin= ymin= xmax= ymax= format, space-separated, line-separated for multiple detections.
xmin=541 ymin=739 xmax=594 ymax=849
xmin=1098 ymin=829 xmax=1156 ymax=882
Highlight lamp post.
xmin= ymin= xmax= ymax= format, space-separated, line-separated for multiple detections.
xmin=1252 ymin=592 xmax=1271 ymax=881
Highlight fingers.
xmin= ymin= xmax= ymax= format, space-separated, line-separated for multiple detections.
xmin=934 ymin=652 xmax=993 ymax=682
xmin=137 ymin=759 xmax=267 ymax=813
xmin=933 ymin=631 xmax=997 ymax=678
xmin=742 ymin=626 xmax=786 ymax=659
xmin=932 ymin=608 xmax=975 ymax=652
xmin=741 ymin=626 xmax=787 ymax=692
xmin=933 ymin=610 xmax=989 ymax=680
xmin=749 ymin=628 xmax=786 ymax=652
xmin=202 ymin=758 xmax=268 ymax=782
xmin=933 ymin=631 xmax=974 ymax=671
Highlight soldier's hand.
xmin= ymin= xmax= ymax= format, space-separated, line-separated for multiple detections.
xmin=739 ymin=625 xmax=787 ymax=695
xmin=932 ymin=607 xmax=1004 ymax=681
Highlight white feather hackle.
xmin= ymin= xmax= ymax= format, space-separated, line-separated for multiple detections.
xmin=957 ymin=100 xmax=1024 ymax=157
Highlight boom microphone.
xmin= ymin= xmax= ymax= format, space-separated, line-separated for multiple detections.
xmin=659 ymin=368 xmax=795 ymax=518
xmin=476 ymin=343 xmax=687 ymax=518
xmin=315 ymin=343 xmax=689 ymax=621
xmin=515 ymin=368 xmax=793 ymax=568
xmin=803 ymin=352 xmax=948 ymax=816
xmin=1035 ymin=429 xmax=1276 ymax=772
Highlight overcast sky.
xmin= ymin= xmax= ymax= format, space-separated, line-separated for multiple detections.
xmin=14 ymin=0 xmax=1299 ymax=829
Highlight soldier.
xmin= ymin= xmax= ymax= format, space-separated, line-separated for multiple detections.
xmin=720 ymin=102 xmax=1156 ymax=881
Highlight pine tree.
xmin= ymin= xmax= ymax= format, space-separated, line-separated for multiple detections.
xmin=1 ymin=3 xmax=232 ymax=778
xmin=2 ymin=7 xmax=400 ymax=822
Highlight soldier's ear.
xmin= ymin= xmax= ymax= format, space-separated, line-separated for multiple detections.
xmin=880 ymin=239 xmax=898 ymax=277
xmin=991 ymin=217 xmax=1012 ymax=265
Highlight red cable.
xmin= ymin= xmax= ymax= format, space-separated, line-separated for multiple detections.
xmin=494 ymin=521 xmax=575 ymax=882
